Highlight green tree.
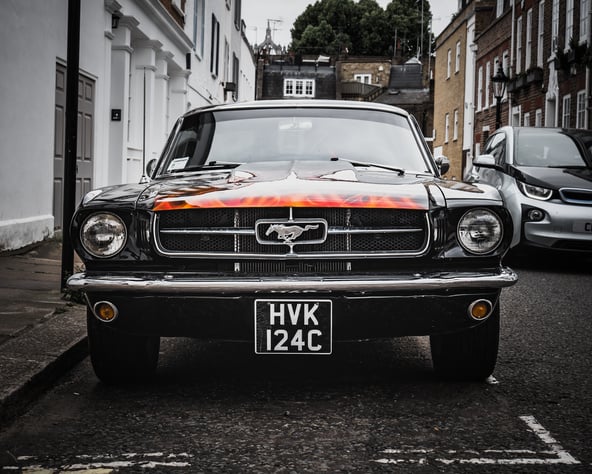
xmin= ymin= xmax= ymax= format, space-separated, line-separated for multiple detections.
xmin=291 ymin=0 xmax=432 ymax=59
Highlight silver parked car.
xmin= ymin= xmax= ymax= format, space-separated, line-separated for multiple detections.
xmin=470 ymin=126 xmax=592 ymax=253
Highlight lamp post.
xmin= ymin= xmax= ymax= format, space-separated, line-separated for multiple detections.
xmin=492 ymin=65 xmax=508 ymax=129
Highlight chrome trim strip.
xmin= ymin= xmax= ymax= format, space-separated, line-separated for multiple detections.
xmin=67 ymin=268 xmax=518 ymax=293
xmin=153 ymin=212 xmax=431 ymax=258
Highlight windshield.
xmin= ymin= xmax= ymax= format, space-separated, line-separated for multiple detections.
xmin=156 ymin=107 xmax=432 ymax=176
xmin=515 ymin=129 xmax=589 ymax=167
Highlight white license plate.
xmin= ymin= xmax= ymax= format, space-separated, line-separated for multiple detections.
xmin=573 ymin=221 xmax=592 ymax=233
xmin=254 ymin=299 xmax=332 ymax=354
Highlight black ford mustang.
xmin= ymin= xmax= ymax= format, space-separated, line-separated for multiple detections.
xmin=68 ymin=100 xmax=517 ymax=383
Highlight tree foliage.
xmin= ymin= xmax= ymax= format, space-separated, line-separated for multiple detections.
xmin=290 ymin=0 xmax=432 ymax=59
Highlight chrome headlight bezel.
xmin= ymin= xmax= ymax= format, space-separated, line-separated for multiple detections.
xmin=80 ymin=212 xmax=127 ymax=258
xmin=517 ymin=181 xmax=553 ymax=201
xmin=457 ymin=208 xmax=504 ymax=255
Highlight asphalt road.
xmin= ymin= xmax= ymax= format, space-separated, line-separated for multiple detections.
xmin=0 ymin=250 xmax=591 ymax=473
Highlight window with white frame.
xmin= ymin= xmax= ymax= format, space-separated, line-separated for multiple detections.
xmin=210 ymin=14 xmax=220 ymax=76
xmin=354 ymin=74 xmax=372 ymax=84
xmin=447 ymin=49 xmax=452 ymax=78
xmin=524 ymin=112 xmax=531 ymax=127
xmin=538 ymin=1 xmax=545 ymax=66
xmin=580 ymin=0 xmax=589 ymax=44
xmin=234 ymin=0 xmax=242 ymax=30
xmin=502 ymin=51 xmax=509 ymax=99
xmin=496 ymin=0 xmax=504 ymax=17
xmin=535 ymin=109 xmax=543 ymax=127
xmin=526 ymin=9 xmax=533 ymax=70
xmin=453 ymin=109 xmax=459 ymax=141
xmin=516 ymin=16 xmax=523 ymax=74
xmin=552 ymin=0 xmax=559 ymax=52
xmin=512 ymin=106 xmax=521 ymax=126
xmin=576 ymin=90 xmax=587 ymax=128
xmin=565 ymin=0 xmax=574 ymax=49
xmin=485 ymin=61 xmax=491 ymax=108
xmin=193 ymin=0 xmax=205 ymax=58
xmin=284 ymin=79 xmax=315 ymax=98
xmin=562 ymin=94 xmax=571 ymax=128
xmin=477 ymin=66 xmax=483 ymax=111
xmin=455 ymin=41 xmax=461 ymax=73
xmin=445 ymin=113 xmax=450 ymax=143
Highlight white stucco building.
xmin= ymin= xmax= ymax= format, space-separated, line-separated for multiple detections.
xmin=0 ymin=0 xmax=255 ymax=251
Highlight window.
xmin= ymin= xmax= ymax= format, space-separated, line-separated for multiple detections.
xmin=562 ymin=95 xmax=571 ymax=128
xmin=485 ymin=62 xmax=491 ymax=108
xmin=210 ymin=14 xmax=220 ymax=76
xmin=193 ymin=0 xmax=205 ymax=58
xmin=447 ymin=49 xmax=452 ymax=78
xmin=496 ymin=0 xmax=504 ymax=17
xmin=526 ymin=9 xmax=533 ymax=70
xmin=537 ymin=1 xmax=545 ymax=67
xmin=565 ymin=0 xmax=574 ymax=49
xmin=477 ymin=66 xmax=483 ymax=111
xmin=576 ymin=90 xmax=587 ymax=128
xmin=453 ymin=109 xmax=459 ymax=141
xmin=223 ymin=39 xmax=230 ymax=82
xmin=580 ymin=0 xmax=589 ymax=44
xmin=535 ymin=109 xmax=543 ymax=127
xmin=524 ymin=112 xmax=531 ymax=127
xmin=232 ymin=53 xmax=239 ymax=101
xmin=445 ymin=113 xmax=450 ymax=143
xmin=552 ymin=0 xmax=559 ymax=52
xmin=234 ymin=0 xmax=242 ymax=30
xmin=354 ymin=74 xmax=372 ymax=84
xmin=455 ymin=41 xmax=461 ymax=73
xmin=283 ymin=79 xmax=315 ymax=98
xmin=516 ymin=16 xmax=522 ymax=74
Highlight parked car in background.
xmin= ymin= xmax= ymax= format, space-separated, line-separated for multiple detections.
xmin=68 ymin=100 xmax=517 ymax=384
xmin=470 ymin=127 xmax=592 ymax=253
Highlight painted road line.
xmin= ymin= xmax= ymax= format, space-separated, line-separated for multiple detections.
xmin=1 ymin=452 xmax=193 ymax=471
xmin=373 ymin=415 xmax=581 ymax=466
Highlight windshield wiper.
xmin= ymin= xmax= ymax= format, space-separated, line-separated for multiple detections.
xmin=167 ymin=161 xmax=241 ymax=174
xmin=330 ymin=156 xmax=405 ymax=176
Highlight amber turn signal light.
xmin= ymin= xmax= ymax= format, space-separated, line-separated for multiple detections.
xmin=468 ymin=299 xmax=492 ymax=320
xmin=93 ymin=301 xmax=118 ymax=322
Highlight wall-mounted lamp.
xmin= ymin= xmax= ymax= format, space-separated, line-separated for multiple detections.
xmin=112 ymin=13 xmax=120 ymax=29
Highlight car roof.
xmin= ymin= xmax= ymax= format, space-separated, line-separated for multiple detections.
xmin=182 ymin=99 xmax=410 ymax=118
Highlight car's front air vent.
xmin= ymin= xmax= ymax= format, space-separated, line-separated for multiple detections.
xmin=559 ymin=188 xmax=592 ymax=205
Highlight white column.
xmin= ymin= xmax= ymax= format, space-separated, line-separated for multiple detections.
xmin=169 ymin=70 xmax=191 ymax=131
xmin=109 ymin=16 xmax=137 ymax=185
xmin=153 ymin=51 xmax=173 ymax=158
xmin=128 ymin=39 xmax=162 ymax=183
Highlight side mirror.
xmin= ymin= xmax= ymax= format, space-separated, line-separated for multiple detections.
xmin=435 ymin=155 xmax=450 ymax=175
xmin=146 ymin=159 xmax=157 ymax=177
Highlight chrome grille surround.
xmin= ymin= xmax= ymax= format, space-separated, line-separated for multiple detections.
xmin=153 ymin=207 xmax=431 ymax=258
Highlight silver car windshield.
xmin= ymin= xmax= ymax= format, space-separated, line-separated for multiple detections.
xmin=515 ymin=129 xmax=589 ymax=167
xmin=157 ymin=107 xmax=432 ymax=176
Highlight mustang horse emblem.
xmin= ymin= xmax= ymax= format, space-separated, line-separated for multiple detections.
xmin=265 ymin=224 xmax=319 ymax=242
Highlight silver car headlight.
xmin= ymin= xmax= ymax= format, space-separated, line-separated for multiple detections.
xmin=517 ymin=181 xmax=553 ymax=201
xmin=457 ymin=209 xmax=503 ymax=255
xmin=80 ymin=212 xmax=127 ymax=258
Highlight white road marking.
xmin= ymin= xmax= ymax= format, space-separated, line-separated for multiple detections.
xmin=1 ymin=453 xmax=193 ymax=471
xmin=373 ymin=415 xmax=580 ymax=466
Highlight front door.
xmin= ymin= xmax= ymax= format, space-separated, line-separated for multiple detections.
xmin=53 ymin=63 xmax=94 ymax=230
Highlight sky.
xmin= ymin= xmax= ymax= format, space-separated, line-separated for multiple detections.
xmin=242 ymin=0 xmax=459 ymax=49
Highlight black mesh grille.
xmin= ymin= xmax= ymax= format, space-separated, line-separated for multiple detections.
xmin=156 ymin=207 xmax=428 ymax=256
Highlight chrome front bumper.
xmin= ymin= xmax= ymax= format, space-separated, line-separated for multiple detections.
xmin=67 ymin=268 xmax=518 ymax=294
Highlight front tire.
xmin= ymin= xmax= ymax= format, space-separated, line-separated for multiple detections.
xmin=87 ymin=309 xmax=160 ymax=384
xmin=430 ymin=304 xmax=500 ymax=381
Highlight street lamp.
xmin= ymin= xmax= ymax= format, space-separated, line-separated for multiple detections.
xmin=491 ymin=65 xmax=508 ymax=129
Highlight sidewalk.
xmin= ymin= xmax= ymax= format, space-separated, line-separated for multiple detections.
xmin=0 ymin=239 xmax=87 ymax=427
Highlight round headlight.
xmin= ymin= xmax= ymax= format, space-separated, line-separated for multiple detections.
xmin=457 ymin=209 xmax=503 ymax=255
xmin=80 ymin=212 xmax=127 ymax=258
